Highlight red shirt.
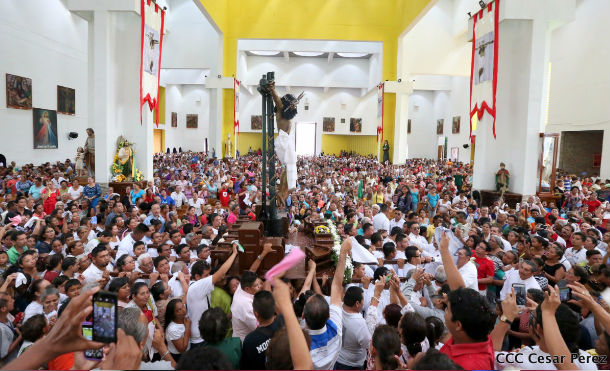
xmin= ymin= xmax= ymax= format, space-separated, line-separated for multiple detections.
xmin=584 ymin=199 xmax=602 ymax=213
xmin=474 ymin=255 xmax=495 ymax=291
xmin=219 ymin=189 xmax=230 ymax=207
xmin=440 ymin=336 xmax=495 ymax=370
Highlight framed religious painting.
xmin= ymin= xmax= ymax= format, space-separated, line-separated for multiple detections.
xmin=33 ymin=108 xmax=58 ymax=149
xmin=57 ymin=85 xmax=75 ymax=115
xmin=407 ymin=119 xmax=412 ymax=134
xmin=323 ymin=117 xmax=335 ymax=132
xmin=350 ymin=118 xmax=362 ymax=133
xmin=6 ymin=73 xmax=32 ymax=109
xmin=171 ymin=112 xmax=177 ymax=127
xmin=452 ymin=116 xmax=460 ymax=134
xmin=251 ymin=115 xmax=262 ymax=130
xmin=436 ymin=119 xmax=444 ymax=135
xmin=186 ymin=114 xmax=198 ymax=128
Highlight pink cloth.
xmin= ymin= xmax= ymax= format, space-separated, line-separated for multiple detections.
xmin=264 ymin=247 xmax=305 ymax=284
xmin=9 ymin=215 xmax=22 ymax=226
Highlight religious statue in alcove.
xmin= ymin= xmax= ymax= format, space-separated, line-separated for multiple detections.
xmin=224 ymin=134 xmax=233 ymax=157
xmin=495 ymin=162 xmax=510 ymax=194
xmin=382 ymin=140 xmax=390 ymax=164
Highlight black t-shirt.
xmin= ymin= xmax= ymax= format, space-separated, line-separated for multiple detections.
xmin=240 ymin=315 xmax=284 ymax=370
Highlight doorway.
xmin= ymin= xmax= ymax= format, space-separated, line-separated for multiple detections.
xmin=153 ymin=129 xmax=164 ymax=154
xmin=559 ymin=130 xmax=603 ymax=176
xmin=294 ymin=122 xmax=316 ymax=156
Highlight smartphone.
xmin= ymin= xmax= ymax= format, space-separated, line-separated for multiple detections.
xmin=385 ymin=272 xmax=394 ymax=283
xmin=232 ymin=240 xmax=245 ymax=253
xmin=92 ymin=291 xmax=118 ymax=343
xmin=513 ymin=283 xmax=526 ymax=306
xmin=559 ymin=287 xmax=572 ymax=302
xmin=82 ymin=322 xmax=103 ymax=361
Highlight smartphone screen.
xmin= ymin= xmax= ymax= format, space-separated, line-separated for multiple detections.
xmin=82 ymin=322 xmax=103 ymax=360
xmin=559 ymin=287 xmax=571 ymax=302
xmin=513 ymin=283 xmax=526 ymax=305
xmin=92 ymin=291 xmax=118 ymax=343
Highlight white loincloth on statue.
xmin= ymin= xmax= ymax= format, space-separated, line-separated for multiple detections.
xmin=349 ymin=236 xmax=378 ymax=264
xmin=275 ymin=129 xmax=297 ymax=189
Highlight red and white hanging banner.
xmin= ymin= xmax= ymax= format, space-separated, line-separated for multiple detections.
xmin=469 ymin=0 xmax=499 ymax=139
xmin=377 ymin=82 xmax=384 ymax=142
xmin=234 ymin=79 xmax=240 ymax=135
xmin=140 ymin=0 xmax=165 ymax=126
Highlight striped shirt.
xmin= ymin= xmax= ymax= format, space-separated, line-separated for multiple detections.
xmin=309 ymin=304 xmax=343 ymax=370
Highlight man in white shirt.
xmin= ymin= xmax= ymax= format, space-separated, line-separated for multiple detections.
xmin=564 ymin=232 xmax=587 ymax=266
xmin=407 ymin=222 xmax=437 ymax=258
xmin=187 ymin=245 xmax=238 ymax=346
xmin=116 ymin=223 xmax=149 ymax=259
xmin=307 ymin=239 xmax=350 ymax=370
xmin=336 ymin=286 xmax=370 ymax=370
xmin=170 ymin=186 xmax=188 ymax=208
xmin=389 ymin=209 xmax=405 ymax=231
xmin=499 ymin=260 xmax=541 ymax=301
xmin=372 ymin=204 xmax=391 ymax=233
xmin=231 ymin=271 xmax=263 ymax=341
xmin=82 ymin=244 xmax=111 ymax=286
xmin=456 ymin=247 xmax=479 ymax=291
xmin=452 ymin=192 xmax=468 ymax=205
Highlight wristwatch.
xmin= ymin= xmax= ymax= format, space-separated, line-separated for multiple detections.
xmin=256 ymin=254 xmax=263 ymax=260
xmin=500 ymin=315 xmax=513 ymax=325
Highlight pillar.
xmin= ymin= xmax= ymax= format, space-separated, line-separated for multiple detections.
xmin=472 ymin=0 xmax=575 ymax=196
xmin=91 ymin=10 xmax=112 ymax=185
xmin=393 ymin=92 xmax=411 ymax=163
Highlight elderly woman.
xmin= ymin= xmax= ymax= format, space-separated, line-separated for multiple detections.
xmin=126 ymin=282 xmax=158 ymax=359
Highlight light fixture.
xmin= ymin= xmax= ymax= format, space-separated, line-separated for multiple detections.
xmin=293 ymin=51 xmax=324 ymax=57
xmin=336 ymin=52 xmax=369 ymax=58
xmin=479 ymin=0 xmax=486 ymax=9
xmin=249 ymin=50 xmax=281 ymax=56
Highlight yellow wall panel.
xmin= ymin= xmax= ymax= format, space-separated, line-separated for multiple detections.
xmin=322 ymin=135 xmax=377 ymax=157
xmin=155 ymin=86 xmax=166 ymax=125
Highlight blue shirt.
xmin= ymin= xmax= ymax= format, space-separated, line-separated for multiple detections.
xmin=28 ymin=185 xmax=44 ymax=200
xmin=160 ymin=195 xmax=175 ymax=206
xmin=144 ymin=214 xmax=166 ymax=232
xmin=130 ymin=189 xmax=145 ymax=205
xmin=427 ymin=193 xmax=440 ymax=207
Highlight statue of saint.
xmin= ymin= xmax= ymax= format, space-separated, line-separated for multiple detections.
xmin=496 ymin=162 xmax=510 ymax=193
xmin=224 ymin=134 xmax=233 ymax=157
xmin=84 ymin=128 xmax=95 ymax=177
xmin=382 ymin=140 xmax=390 ymax=164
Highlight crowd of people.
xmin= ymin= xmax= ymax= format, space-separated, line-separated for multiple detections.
xmin=0 ymin=151 xmax=609 ymax=370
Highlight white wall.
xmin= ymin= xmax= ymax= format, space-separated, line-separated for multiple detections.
xmin=400 ymin=0 xmax=472 ymax=78
xmin=407 ymin=76 xmax=471 ymax=162
xmin=407 ymin=90 xmax=437 ymax=159
xmin=244 ymin=55 xmax=371 ymax=89
xmin=162 ymin=0 xmax=221 ymax=73
xmin=163 ymin=85 xmax=210 ymax=152
xmin=545 ymin=0 xmax=610 ymax=178
xmin=0 ymin=0 xmax=88 ymax=165
xmin=240 ymin=87 xmax=376 ymax=134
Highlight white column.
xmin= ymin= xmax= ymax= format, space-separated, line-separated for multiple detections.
xmin=472 ymin=1 xmax=574 ymax=196
xmin=91 ymin=10 xmax=112 ymax=185
xmin=393 ymin=92 xmax=411 ymax=163
xmin=208 ymin=87 xmax=223 ymax=157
